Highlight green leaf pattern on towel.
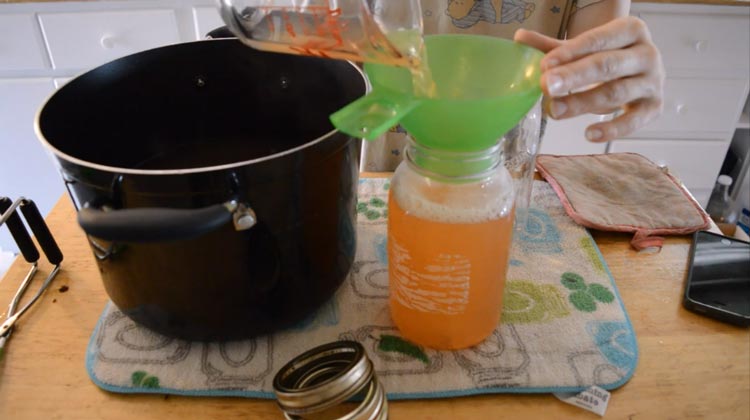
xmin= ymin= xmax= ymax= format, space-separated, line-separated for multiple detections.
xmin=561 ymin=272 xmax=615 ymax=312
xmin=569 ymin=290 xmax=597 ymax=312
xmin=588 ymin=283 xmax=615 ymax=303
xmin=356 ymin=197 xmax=388 ymax=220
xmin=561 ymin=272 xmax=586 ymax=290
xmin=580 ymin=237 xmax=606 ymax=274
xmin=369 ymin=197 xmax=386 ymax=208
xmin=502 ymin=280 xmax=570 ymax=324
xmin=378 ymin=334 xmax=429 ymax=364
xmin=132 ymin=371 xmax=160 ymax=389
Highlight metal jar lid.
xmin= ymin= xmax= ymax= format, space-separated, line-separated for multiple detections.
xmin=273 ymin=340 xmax=388 ymax=420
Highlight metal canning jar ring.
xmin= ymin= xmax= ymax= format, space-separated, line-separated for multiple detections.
xmin=273 ymin=340 xmax=387 ymax=420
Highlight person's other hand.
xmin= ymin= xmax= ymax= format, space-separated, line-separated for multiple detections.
xmin=514 ymin=17 xmax=665 ymax=143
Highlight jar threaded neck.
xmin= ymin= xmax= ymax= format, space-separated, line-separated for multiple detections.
xmin=404 ymin=137 xmax=502 ymax=182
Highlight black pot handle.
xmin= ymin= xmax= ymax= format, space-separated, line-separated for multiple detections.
xmin=78 ymin=201 xmax=256 ymax=243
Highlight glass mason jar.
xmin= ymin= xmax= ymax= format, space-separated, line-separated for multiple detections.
xmin=502 ymin=98 xmax=543 ymax=232
xmin=706 ymin=174 xmax=739 ymax=235
xmin=387 ymin=139 xmax=515 ymax=350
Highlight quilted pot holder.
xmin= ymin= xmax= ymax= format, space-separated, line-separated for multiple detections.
xmin=536 ymin=153 xmax=711 ymax=251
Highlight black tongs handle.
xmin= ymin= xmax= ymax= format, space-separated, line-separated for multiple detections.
xmin=19 ymin=200 xmax=63 ymax=265
xmin=0 ymin=196 xmax=63 ymax=359
xmin=0 ymin=197 xmax=40 ymax=263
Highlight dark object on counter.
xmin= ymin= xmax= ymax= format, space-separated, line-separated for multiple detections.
xmin=36 ymin=39 xmax=366 ymax=340
xmin=1 ymin=196 xmax=63 ymax=357
xmin=683 ymin=230 xmax=750 ymax=327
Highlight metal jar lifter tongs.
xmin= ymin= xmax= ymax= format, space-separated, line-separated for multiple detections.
xmin=0 ymin=197 xmax=63 ymax=358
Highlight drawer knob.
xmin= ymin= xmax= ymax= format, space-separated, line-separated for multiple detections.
xmin=675 ymin=103 xmax=686 ymax=115
xmin=100 ymin=35 xmax=116 ymax=49
xmin=693 ymin=40 xmax=707 ymax=53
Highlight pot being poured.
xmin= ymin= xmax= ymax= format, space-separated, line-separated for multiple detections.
xmin=36 ymin=39 xmax=367 ymax=341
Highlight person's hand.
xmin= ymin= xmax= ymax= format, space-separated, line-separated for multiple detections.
xmin=514 ymin=17 xmax=665 ymax=143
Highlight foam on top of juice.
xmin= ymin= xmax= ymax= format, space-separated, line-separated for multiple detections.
xmin=391 ymin=167 xmax=514 ymax=224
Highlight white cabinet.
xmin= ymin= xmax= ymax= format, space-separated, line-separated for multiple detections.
xmin=541 ymin=4 xmax=750 ymax=208
xmin=0 ymin=78 xmax=59 ymax=252
xmin=541 ymin=2 xmax=750 ymax=181
xmin=636 ymin=9 xmax=750 ymax=78
xmin=193 ymin=6 xmax=226 ymax=39
xmin=608 ymin=138 xmax=731 ymax=205
xmin=0 ymin=0 xmax=219 ymax=253
xmin=0 ymin=14 xmax=49 ymax=71
xmin=639 ymin=78 xmax=748 ymax=137
xmin=39 ymin=9 xmax=181 ymax=70
xmin=540 ymin=114 xmax=608 ymax=156
xmin=619 ymin=3 xmax=750 ymax=207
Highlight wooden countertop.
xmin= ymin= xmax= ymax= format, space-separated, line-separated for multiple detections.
xmin=637 ymin=0 xmax=749 ymax=5
xmin=1 ymin=179 xmax=748 ymax=420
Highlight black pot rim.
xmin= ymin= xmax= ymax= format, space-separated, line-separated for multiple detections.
xmin=34 ymin=39 xmax=368 ymax=177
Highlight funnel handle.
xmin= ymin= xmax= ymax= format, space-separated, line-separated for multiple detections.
xmin=330 ymin=91 xmax=422 ymax=140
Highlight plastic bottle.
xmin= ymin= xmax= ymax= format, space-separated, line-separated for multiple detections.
xmin=387 ymin=139 xmax=515 ymax=350
xmin=706 ymin=175 xmax=738 ymax=235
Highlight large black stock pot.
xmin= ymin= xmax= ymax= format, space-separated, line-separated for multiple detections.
xmin=36 ymin=39 xmax=366 ymax=340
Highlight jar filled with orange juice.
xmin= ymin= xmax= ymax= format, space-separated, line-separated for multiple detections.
xmin=388 ymin=139 xmax=515 ymax=350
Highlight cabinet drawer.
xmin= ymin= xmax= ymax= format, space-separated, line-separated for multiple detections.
xmin=638 ymin=10 xmax=750 ymax=73
xmin=541 ymin=114 xmax=609 ymax=155
xmin=632 ymin=78 xmax=747 ymax=136
xmin=608 ymin=139 xmax=730 ymax=192
xmin=39 ymin=10 xmax=180 ymax=70
xmin=0 ymin=14 xmax=48 ymax=71
xmin=193 ymin=7 xmax=225 ymax=40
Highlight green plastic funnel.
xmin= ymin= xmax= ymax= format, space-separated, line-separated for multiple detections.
xmin=330 ymin=34 xmax=544 ymax=152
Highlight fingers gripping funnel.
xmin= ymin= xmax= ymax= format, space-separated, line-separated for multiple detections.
xmin=331 ymin=34 xmax=544 ymax=152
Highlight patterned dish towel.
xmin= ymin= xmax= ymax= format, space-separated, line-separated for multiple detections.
xmin=86 ymin=180 xmax=637 ymax=399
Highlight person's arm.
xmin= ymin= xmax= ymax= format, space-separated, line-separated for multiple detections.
xmin=515 ymin=1 xmax=665 ymax=143
xmin=567 ymin=0 xmax=631 ymax=38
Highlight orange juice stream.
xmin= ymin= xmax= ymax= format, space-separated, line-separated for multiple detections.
xmin=241 ymin=8 xmax=436 ymax=97
xmin=387 ymin=29 xmax=437 ymax=98
xmin=387 ymin=186 xmax=514 ymax=350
